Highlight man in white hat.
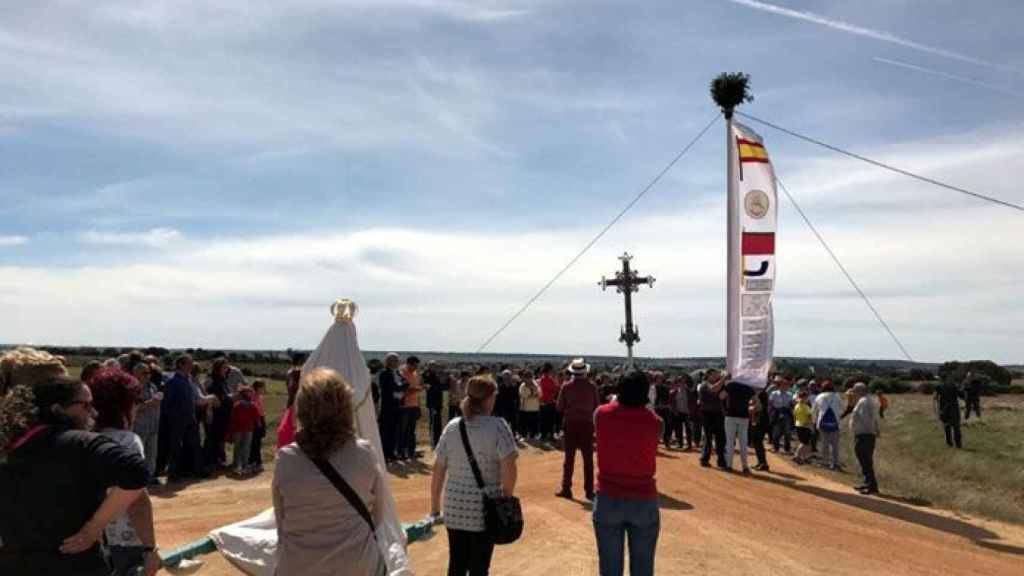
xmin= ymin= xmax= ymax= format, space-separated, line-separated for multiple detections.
xmin=555 ymin=358 xmax=600 ymax=500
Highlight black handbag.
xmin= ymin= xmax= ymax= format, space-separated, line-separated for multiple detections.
xmin=458 ymin=418 xmax=524 ymax=545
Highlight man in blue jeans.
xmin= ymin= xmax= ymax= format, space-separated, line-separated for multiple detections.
xmin=593 ymin=370 xmax=661 ymax=576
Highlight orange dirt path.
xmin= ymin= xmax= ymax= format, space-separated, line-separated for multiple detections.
xmin=152 ymin=445 xmax=1024 ymax=575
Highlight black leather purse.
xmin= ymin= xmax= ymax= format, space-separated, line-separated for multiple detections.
xmin=458 ymin=419 xmax=524 ymax=545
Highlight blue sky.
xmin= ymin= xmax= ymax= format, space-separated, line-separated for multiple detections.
xmin=1 ymin=0 xmax=1022 ymax=363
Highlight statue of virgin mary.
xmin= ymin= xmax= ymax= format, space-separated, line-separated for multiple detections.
xmin=210 ymin=300 xmax=411 ymax=575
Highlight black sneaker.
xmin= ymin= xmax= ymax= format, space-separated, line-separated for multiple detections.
xmin=699 ymin=460 xmax=710 ymax=468
xmin=554 ymin=490 xmax=573 ymax=499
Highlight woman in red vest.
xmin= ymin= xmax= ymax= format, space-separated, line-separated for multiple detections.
xmin=593 ymin=370 xmax=661 ymax=576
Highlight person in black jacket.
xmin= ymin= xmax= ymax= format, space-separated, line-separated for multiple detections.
xmin=0 ymin=370 xmax=158 ymax=576
xmin=962 ymin=372 xmax=984 ymax=420
xmin=423 ymin=361 xmax=447 ymax=448
xmin=495 ymin=369 xmax=520 ymax=436
xmin=697 ymin=369 xmax=727 ymax=468
xmin=749 ymin=389 xmax=771 ymax=471
xmin=377 ymin=353 xmax=407 ymax=463
xmin=935 ymin=377 xmax=963 ymax=448
xmin=203 ymin=358 xmax=235 ymax=470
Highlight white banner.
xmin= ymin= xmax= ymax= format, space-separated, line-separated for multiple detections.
xmin=727 ymin=120 xmax=777 ymax=388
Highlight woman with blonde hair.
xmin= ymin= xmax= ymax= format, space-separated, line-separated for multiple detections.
xmin=430 ymin=375 xmax=519 ymax=576
xmin=0 ymin=346 xmax=67 ymax=395
xmin=273 ymin=367 xmax=392 ymax=576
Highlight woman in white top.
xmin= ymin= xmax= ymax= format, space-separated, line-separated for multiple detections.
xmin=431 ymin=375 xmax=519 ymax=576
xmin=273 ymin=368 xmax=390 ymax=576
xmin=518 ymin=371 xmax=541 ymax=440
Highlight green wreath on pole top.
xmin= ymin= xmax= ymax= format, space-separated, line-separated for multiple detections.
xmin=710 ymin=72 xmax=753 ymax=119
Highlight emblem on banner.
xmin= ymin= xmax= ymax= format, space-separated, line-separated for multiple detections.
xmin=744 ymin=190 xmax=770 ymax=219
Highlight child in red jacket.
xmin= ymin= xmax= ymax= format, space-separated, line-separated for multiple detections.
xmin=247 ymin=380 xmax=267 ymax=472
xmin=229 ymin=387 xmax=261 ymax=476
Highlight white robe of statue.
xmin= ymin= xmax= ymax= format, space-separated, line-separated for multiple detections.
xmin=210 ymin=301 xmax=411 ymax=575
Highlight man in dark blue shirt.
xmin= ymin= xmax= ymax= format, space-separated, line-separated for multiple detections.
xmin=160 ymin=354 xmax=203 ymax=480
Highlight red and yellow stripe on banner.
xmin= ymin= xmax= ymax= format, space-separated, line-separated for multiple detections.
xmin=737 ymin=138 xmax=770 ymax=163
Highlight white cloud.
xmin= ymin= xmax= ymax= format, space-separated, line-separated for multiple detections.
xmin=78 ymin=227 xmax=182 ymax=248
xmin=4 ymin=124 xmax=1023 ymax=363
xmin=725 ymin=0 xmax=1021 ymax=74
xmin=0 ymin=235 xmax=28 ymax=247
xmin=3 ymin=171 xmax=1022 ymax=363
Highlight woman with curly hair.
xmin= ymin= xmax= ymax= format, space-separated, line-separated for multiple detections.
xmin=272 ymin=367 xmax=393 ymax=576
xmin=90 ymin=367 xmax=160 ymax=576
xmin=0 ymin=346 xmax=67 ymax=396
xmin=0 ymin=349 xmax=154 ymax=576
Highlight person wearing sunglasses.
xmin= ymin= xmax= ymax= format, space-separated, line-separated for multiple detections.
xmin=0 ymin=349 xmax=153 ymax=576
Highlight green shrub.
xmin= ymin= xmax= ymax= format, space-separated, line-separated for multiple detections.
xmin=1005 ymin=384 xmax=1024 ymax=395
xmin=986 ymin=381 xmax=1010 ymax=396
xmin=870 ymin=377 xmax=913 ymax=394
xmin=917 ymin=381 xmax=937 ymax=395
xmin=938 ymin=360 xmax=1012 ymax=388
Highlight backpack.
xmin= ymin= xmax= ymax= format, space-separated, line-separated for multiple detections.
xmin=819 ymin=404 xmax=840 ymax=432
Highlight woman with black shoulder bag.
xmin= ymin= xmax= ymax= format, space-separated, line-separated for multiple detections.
xmin=273 ymin=367 xmax=411 ymax=576
xmin=430 ymin=374 xmax=521 ymax=576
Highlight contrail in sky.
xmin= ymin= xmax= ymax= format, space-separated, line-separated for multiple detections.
xmin=725 ymin=0 xmax=1022 ymax=75
xmin=873 ymin=57 xmax=1016 ymax=95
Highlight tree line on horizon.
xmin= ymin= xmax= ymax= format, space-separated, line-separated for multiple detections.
xmin=16 ymin=345 xmax=1021 ymax=394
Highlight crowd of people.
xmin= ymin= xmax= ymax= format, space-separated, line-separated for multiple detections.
xmin=1 ymin=343 xmax=989 ymax=576
xmin=369 ymin=355 xmax=894 ymax=574
xmin=0 ymin=347 xmax=270 ymax=576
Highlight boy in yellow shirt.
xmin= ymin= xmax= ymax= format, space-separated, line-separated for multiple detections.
xmin=792 ymin=390 xmax=814 ymax=465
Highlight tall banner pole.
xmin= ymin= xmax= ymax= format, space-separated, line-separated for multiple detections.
xmin=725 ymin=110 xmax=739 ymax=377
xmin=713 ymin=72 xmax=774 ymax=388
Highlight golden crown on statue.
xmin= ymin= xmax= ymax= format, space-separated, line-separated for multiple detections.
xmin=330 ymin=299 xmax=358 ymax=324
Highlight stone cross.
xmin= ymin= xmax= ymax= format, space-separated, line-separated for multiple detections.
xmin=599 ymin=253 xmax=655 ymax=367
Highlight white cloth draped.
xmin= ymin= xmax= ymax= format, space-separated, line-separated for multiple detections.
xmin=210 ymin=315 xmax=411 ymax=576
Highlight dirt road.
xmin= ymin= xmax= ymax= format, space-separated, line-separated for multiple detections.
xmin=152 ymin=444 xmax=1024 ymax=575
